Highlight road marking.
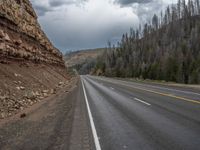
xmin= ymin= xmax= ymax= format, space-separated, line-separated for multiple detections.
xmin=114 ymin=78 xmax=200 ymax=96
xmin=95 ymin=77 xmax=200 ymax=105
xmin=142 ymin=83 xmax=200 ymax=96
xmin=91 ymin=76 xmax=200 ymax=104
xmin=81 ymin=79 xmax=102 ymax=150
xmin=134 ymin=98 xmax=151 ymax=106
xmin=130 ymin=86 xmax=200 ymax=105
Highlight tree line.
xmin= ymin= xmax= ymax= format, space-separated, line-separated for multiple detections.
xmin=93 ymin=0 xmax=200 ymax=84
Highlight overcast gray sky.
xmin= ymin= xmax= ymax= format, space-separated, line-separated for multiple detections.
xmin=30 ymin=0 xmax=177 ymax=53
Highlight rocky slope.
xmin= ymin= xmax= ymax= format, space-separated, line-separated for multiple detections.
xmin=0 ymin=0 xmax=73 ymax=119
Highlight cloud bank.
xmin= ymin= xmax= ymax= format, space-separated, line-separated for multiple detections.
xmin=30 ymin=0 xmax=175 ymax=52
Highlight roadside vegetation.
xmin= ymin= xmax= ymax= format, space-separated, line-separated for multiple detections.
xmin=93 ymin=0 xmax=200 ymax=84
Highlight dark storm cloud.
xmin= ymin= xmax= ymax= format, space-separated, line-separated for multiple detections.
xmin=49 ymin=0 xmax=88 ymax=7
xmin=115 ymin=0 xmax=153 ymax=6
xmin=49 ymin=0 xmax=78 ymax=7
xmin=32 ymin=0 xmax=88 ymax=16
xmin=49 ymin=0 xmax=70 ymax=7
xmin=30 ymin=0 xmax=173 ymax=53
xmin=33 ymin=4 xmax=52 ymax=16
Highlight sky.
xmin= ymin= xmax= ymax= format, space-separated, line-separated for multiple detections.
xmin=30 ymin=0 xmax=177 ymax=53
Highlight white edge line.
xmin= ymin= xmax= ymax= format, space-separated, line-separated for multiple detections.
xmin=81 ymin=79 xmax=102 ymax=150
xmin=134 ymin=98 xmax=151 ymax=106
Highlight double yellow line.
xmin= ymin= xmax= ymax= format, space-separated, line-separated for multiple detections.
xmin=126 ymin=84 xmax=200 ymax=105
xmin=98 ymin=77 xmax=200 ymax=105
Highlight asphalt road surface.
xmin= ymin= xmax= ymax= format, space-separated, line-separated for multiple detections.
xmin=81 ymin=75 xmax=200 ymax=150
xmin=0 ymin=76 xmax=200 ymax=150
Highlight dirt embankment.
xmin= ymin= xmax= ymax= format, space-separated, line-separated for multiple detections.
xmin=0 ymin=62 xmax=74 ymax=119
xmin=0 ymin=77 xmax=79 ymax=150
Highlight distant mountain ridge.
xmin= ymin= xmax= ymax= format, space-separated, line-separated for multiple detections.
xmin=64 ymin=48 xmax=104 ymax=68
xmin=64 ymin=48 xmax=105 ymax=75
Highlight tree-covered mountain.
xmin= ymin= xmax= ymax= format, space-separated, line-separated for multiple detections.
xmin=64 ymin=48 xmax=105 ymax=74
xmin=93 ymin=0 xmax=200 ymax=84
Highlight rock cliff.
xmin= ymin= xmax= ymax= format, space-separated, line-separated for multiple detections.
xmin=0 ymin=0 xmax=75 ymax=119
xmin=0 ymin=0 xmax=64 ymax=65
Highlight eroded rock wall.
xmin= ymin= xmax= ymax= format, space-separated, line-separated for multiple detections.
xmin=0 ymin=0 xmax=64 ymax=65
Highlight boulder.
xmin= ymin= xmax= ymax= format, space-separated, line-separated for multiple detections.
xmin=14 ymin=39 xmax=22 ymax=46
xmin=0 ymin=43 xmax=5 ymax=50
xmin=50 ymin=89 xmax=56 ymax=94
xmin=24 ymin=91 xmax=36 ymax=100
xmin=4 ymin=33 xmax=10 ymax=41
xmin=42 ymin=90 xmax=49 ymax=93
xmin=0 ymin=30 xmax=5 ymax=38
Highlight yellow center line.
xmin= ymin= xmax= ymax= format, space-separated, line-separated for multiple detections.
xmin=125 ymin=84 xmax=200 ymax=105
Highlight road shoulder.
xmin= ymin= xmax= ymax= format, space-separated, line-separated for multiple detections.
xmin=69 ymin=79 xmax=95 ymax=150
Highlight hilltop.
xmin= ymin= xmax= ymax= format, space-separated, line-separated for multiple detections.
xmin=64 ymin=48 xmax=105 ymax=74
xmin=65 ymin=48 xmax=104 ymax=67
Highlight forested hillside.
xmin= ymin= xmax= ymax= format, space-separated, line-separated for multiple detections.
xmin=64 ymin=48 xmax=105 ymax=74
xmin=94 ymin=0 xmax=200 ymax=84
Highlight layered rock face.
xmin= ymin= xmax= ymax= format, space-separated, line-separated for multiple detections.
xmin=0 ymin=0 xmax=64 ymax=65
xmin=0 ymin=0 xmax=74 ymax=119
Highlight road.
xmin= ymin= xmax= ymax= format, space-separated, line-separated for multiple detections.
xmin=81 ymin=75 xmax=200 ymax=150
xmin=0 ymin=76 xmax=200 ymax=150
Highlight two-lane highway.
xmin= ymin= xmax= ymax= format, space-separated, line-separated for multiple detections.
xmin=81 ymin=75 xmax=200 ymax=150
